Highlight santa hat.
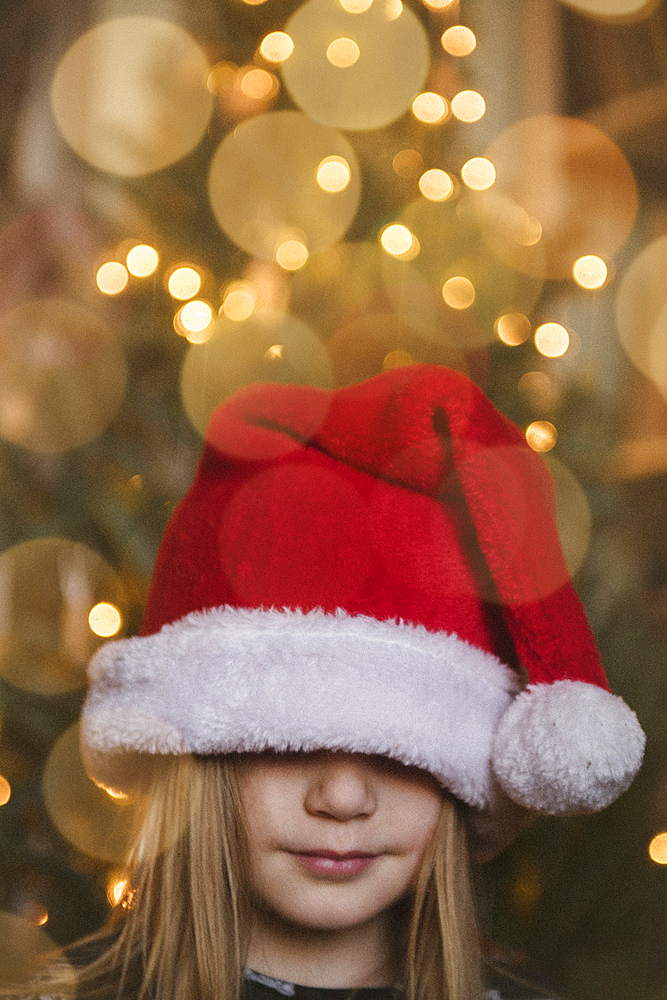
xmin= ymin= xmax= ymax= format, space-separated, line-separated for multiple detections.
xmin=81 ymin=364 xmax=644 ymax=858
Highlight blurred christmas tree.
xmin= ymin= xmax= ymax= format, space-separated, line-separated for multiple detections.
xmin=1 ymin=1 xmax=667 ymax=997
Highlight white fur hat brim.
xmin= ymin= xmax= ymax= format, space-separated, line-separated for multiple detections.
xmin=81 ymin=606 xmax=527 ymax=854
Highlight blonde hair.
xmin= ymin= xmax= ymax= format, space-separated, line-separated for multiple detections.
xmin=15 ymin=754 xmax=482 ymax=1000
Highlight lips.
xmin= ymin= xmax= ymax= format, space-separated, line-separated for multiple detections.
xmin=291 ymin=850 xmax=379 ymax=878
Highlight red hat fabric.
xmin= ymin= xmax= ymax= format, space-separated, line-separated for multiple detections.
xmin=81 ymin=364 xmax=644 ymax=858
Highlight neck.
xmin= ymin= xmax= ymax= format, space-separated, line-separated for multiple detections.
xmin=246 ymin=909 xmax=401 ymax=989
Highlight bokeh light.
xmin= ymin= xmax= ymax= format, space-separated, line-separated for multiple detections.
xmin=181 ymin=312 xmax=332 ymax=443
xmin=496 ymin=312 xmax=531 ymax=345
xmin=107 ymin=875 xmax=129 ymax=907
xmin=0 ymin=539 xmax=125 ymax=694
xmin=221 ymin=282 xmax=256 ymax=321
xmin=0 ymin=298 xmax=126 ymax=452
xmin=168 ymin=267 xmax=201 ymax=300
xmin=179 ymin=300 xmax=214 ymax=333
xmin=381 ymin=224 xmax=414 ymax=256
xmin=573 ymin=255 xmax=607 ymax=288
xmin=88 ymin=602 xmax=122 ymax=638
xmin=282 ymin=0 xmax=429 ymax=130
xmin=126 ymin=244 xmax=159 ymax=277
xmin=96 ymin=262 xmax=128 ymax=295
xmin=561 ymin=0 xmax=656 ymax=17
xmin=412 ymin=92 xmax=448 ymax=124
xmin=547 ymin=455 xmax=593 ymax=577
xmin=0 ymin=776 xmax=10 ymax=807
xmin=50 ymin=17 xmax=213 ymax=177
xmin=239 ymin=68 xmax=277 ymax=100
xmin=276 ymin=240 xmax=309 ymax=270
xmin=0 ymin=912 xmax=57 ymax=986
xmin=519 ymin=371 xmax=558 ymax=412
xmin=526 ymin=420 xmax=558 ymax=453
xmin=461 ymin=157 xmax=495 ymax=190
xmin=616 ymin=234 xmax=667 ymax=401
xmin=535 ymin=322 xmax=569 ymax=358
xmin=450 ymin=90 xmax=485 ymax=122
xmin=396 ymin=195 xmax=543 ymax=352
xmin=393 ymin=148 xmax=424 ymax=177
xmin=424 ymin=0 xmax=455 ymax=7
xmin=326 ymin=38 xmax=361 ymax=67
xmin=441 ymin=26 xmax=476 ymax=55
xmin=383 ymin=349 xmax=415 ymax=370
xmin=649 ymin=832 xmax=667 ymax=864
xmin=442 ymin=276 xmax=475 ymax=309
xmin=260 ymin=32 xmax=295 ymax=62
xmin=317 ymin=156 xmax=352 ymax=192
xmin=43 ymin=723 xmax=135 ymax=863
xmin=341 ymin=0 xmax=373 ymax=11
xmin=209 ymin=112 xmax=360 ymax=260
xmin=480 ymin=115 xmax=638 ymax=279
xmin=419 ymin=169 xmax=454 ymax=201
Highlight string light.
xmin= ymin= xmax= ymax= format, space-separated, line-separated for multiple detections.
xmin=441 ymin=26 xmax=476 ymax=56
xmin=126 ymin=245 xmax=159 ymax=277
xmin=221 ymin=283 xmax=256 ymax=321
xmin=326 ymin=38 xmax=360 ymax=67
xmin=442 ymin=276 xmax=475 ymax=309
xmin=88 ymin=603 xmax=122 ymax=638
xmin=380 ymin=224 xmax=414 ymax=256
xmin=495 ymin=313 xmax=531 ymax=346
xmin=649 ymin=833 xmax=667 ymax=864
xmin=573 ymin=255 xmax=607 ymax=289
xmin=461 ymin=158 xmax=495 ymax=190
xmin=412 ymin=92 xmax=447 ymax=123
xmin=526 ymin=421 xmax=558 ymax=452
xmin=260 ymin=32 xmax=294 ymax=62
xmin=535 ymin=323 xmax=569 ymax=358
xmin=97 ymin=262 xmax=128 ymax=295
xmin=418 ymin=169 xmax=453 ymax=201
xmin=317 ymin=156 xmax=351 ymax=192
xmin=168 ymin=267 xmax=201 ymax=300
xmin=276 ymin=240 xmax=309 ymax=270
xmin=450 ymin=90 xmax=485 ymax=122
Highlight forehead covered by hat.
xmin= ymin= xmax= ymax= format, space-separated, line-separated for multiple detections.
xmin=81 ymin=364 xmax=645 ymax=859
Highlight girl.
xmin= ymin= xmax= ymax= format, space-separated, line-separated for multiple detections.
xmin=19 ymin=364 xmax=646 ymax=1000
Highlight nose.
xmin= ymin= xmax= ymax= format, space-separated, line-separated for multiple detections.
xmin=303 ymin=753 xmax=377 ymax=822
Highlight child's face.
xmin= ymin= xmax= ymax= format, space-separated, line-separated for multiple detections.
xmin=237 ymin=750 xmax=443 ymax=933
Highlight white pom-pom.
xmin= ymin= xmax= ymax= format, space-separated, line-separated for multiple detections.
xmin=492 ymin=680 xmax=645 ymax=814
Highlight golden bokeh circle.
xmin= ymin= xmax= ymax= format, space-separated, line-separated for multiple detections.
xmin=616 ymin=234 xmax=667 ymax=400
xmin=546 ymin=455 xmax=593 ymax=578
xmin=0 ymin=298 xmax=126 ymax=453
xmin=51 ymin=17 xmax=213 ymax=177
xmin=649 ymin=832 xmax=667 ymax=864
xmin=208 ymin=111 xmax=361 ymax=260
xmin=96 ymin=262 xmax=128 ymax=295
xmin=281 ymin=0 xmax=429 ymax=130
xmin=573 ymin=254 xmax=607 ymax=289
xmin=441 ymin=25 xmax=476 ymax=56
xmin=526 ymin=420 xmax=558 ymax=453
xmin=480 ymin=115 xmax=638 ymax=279
xmin=397 ymin=196 xmax=543 ymax=348
xmin=560 ymin=0 xmax=657 ymax=19
xmin=535 ymin=322 xmax=569 ymax=358
xmin=0 ymin=539 xmax=126 ymax=695
xmin=181 ymin=311 xmax=333 ymax=440
xmin=43 ymin=723 xmax=135 ymax=863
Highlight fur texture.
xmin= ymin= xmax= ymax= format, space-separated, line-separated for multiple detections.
xmin=82 ymin=605 xmax=520 ymax=811
xmin=492 ymin=680 xmax=646 ymax=813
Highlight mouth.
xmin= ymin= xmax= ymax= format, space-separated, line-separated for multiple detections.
xmin=290 ymin=850 xmax=380 ymax=878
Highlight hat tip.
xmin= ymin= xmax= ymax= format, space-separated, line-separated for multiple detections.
xmin=492 ymin=679 xmax=646 ymax=815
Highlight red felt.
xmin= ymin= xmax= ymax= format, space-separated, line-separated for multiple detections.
xmin=142 ymin=364 xmax=608 ymax=693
